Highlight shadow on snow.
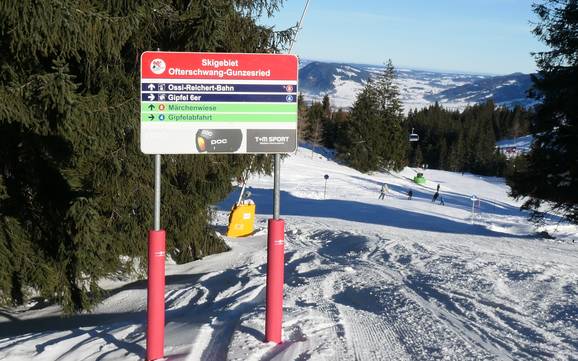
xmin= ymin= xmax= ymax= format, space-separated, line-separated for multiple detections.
xmin=221 ymin=186 xmax=533 ymax=239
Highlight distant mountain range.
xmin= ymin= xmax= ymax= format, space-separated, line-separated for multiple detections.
xmin=298 ymin=60 xmax=537 ymax=112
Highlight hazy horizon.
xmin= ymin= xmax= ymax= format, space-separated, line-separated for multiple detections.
xmin=298 ymin=57 xmax=529 ymax=76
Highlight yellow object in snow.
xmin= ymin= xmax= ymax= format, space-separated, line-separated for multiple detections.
xmin=226 ymin=203 xmax=256 ymax=237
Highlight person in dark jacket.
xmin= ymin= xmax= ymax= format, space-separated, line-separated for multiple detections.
xmin=432 ymin=191 xmax=439 ymax=203
xmin=407 ymin=189 xmax=413 ymax=200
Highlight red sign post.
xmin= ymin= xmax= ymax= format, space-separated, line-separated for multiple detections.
xmin=265 ymin=219 xmax=285 ymax=343
xmin=146 ymin=230 xmax=165 ymax=361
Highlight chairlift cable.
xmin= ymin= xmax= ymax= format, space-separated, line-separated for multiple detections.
xmin=286 ymin=0 xmax=311 ymax=157
xmin=288 ymin=0 xmax=312 ymax=54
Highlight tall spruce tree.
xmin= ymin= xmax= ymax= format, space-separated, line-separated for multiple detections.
xmin=297 ymin=93 xmax=308 ymax=140
xmin=304 ymin=102 xmax=324 ymax=146
xmin=336 ymin=61 xmax=407 ymax=172
xmin=322 ymin=94 xmax=331 ymax=119
xmin=508 ymin=0 xmax=578 ymax=223
xmin=0 ymin=0 xmax=293 ymax=312
xmin=319 ymin=95 xmax=335 ymax=147
xmin=371 ymin=60 xmax=407 ymax=170
xmin=336 ymin=82 xmax=380 ymax=171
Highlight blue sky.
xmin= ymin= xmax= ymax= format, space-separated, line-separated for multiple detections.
xmin=263 ymin=0 xmax=546 ymax=74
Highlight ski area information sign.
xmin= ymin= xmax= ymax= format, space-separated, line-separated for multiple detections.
xmin=140 ymin=51 xmax=298 ymax=154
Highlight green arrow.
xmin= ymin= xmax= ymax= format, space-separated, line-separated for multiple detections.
xmin=148 ymin=104 xmax=155 ymax=111
xmin=148 ymin=114 xmax=154 ymax=120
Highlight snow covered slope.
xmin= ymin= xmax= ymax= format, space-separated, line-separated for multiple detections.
xmin=299 ymin=61 xmax=535 ymax=112
xmin=497 ymin=134 xmax=534 ymax=154
xmin=425 ymin=73 xmax=537 ymax=109
xmin=1 ymin=147 xmax=577 ymax=360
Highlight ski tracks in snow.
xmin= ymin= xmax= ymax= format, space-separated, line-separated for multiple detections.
xmin=279 ymin=225 xmax=489 ymax=360
xmin=258 ymin=220 xmax=578 ymax=361
xmin=2 ymin=219 xmax=575 ymax=361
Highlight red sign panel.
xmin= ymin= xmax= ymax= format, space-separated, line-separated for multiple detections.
xmin=141 ymin=51 xmax=298 ymax=81
xmin=140 ymin=51 xmax=298 ymax=154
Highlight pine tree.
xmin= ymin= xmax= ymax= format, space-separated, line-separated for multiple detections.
xmin=322 ymin=94 xmax=331 ymax=119
xmin=328 ymin=108 xmax=349 ymax=150
xmin=321 ymin=95 xmax=340 ymax=149
xmin=508 ymin=0 xmax=578 ymax=223
xmin=297 ymin=93 xmax=308 ymax=141
xmin=438 ymin=138 xmax=448 ymax=170
xmin=336 ymin=60 xmax=407 ymax=172
xmin=0 ymin=0 xmax=294 ymax=312
xmin=448 ymin=133 xmax=466 ymax=171
xmin=335 ymin=83 xmax=381 ymax=171
xmin=412 ymin=145 xmax=424 ymax=168
xmin=304 ymin=102 xmax=324 ymax=148
xmin=371 ymin=60 xmax=407 ymax=170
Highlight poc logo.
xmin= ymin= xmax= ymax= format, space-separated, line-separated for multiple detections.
xmin=195 ymin=129 xmax=242 ymax=153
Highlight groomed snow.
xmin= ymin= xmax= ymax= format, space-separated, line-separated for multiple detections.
xmin=1 ymin=146 xmax=577 ymax=360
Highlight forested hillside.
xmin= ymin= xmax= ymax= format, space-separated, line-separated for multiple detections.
xmin=299 ymin=89 xmax=532 ymax=177
xmin=406 ymin=102 xmax=533 ymax=175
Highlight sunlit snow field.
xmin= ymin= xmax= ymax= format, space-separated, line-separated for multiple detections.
xmin=1 ymin=146 xmax=577 ymax=360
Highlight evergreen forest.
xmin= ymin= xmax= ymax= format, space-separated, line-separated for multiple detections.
xmin=299 ymin=94 xmax=533 ymax=177
xmin=0 ymin=0 xmax=293 ymax=312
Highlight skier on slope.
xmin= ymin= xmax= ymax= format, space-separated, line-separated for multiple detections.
xmin=407 ymin=189 xmax=413 ymax=200
xmin=432 ymin=191 xmax=439 ymax=203
xmin=378 ymin=183 xmax=389 ymax=200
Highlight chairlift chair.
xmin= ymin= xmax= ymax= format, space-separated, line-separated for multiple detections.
xmin=409 ymin=128 xmax=419 ymax=142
